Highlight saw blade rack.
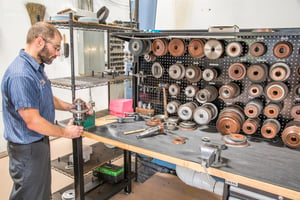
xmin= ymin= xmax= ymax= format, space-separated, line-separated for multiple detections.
xmin=114 ymin=28 xmax=300 ymax=149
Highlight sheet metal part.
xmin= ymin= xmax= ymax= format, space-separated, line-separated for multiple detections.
xmin=225 ymin=41 xmax=243 ymax=58
xmin=195 ymin=85 xmax=218 ymax=103
xmin=261 ymin=119 xmax=281 ymax=139
xmin=269 ymin=62 xmax=290 ymax=81
xmin=247 ymin=63 xmax=268 ymax=83
xmin=273 ymin=41 xmax=293 ymax=59
xmin=242 ymin=118 xmax=261 ymax=135
xmin=204 ymin=39 xmax=224 ymax=60
xmin=249 ymin=42 xmax=267 ymax=57
xmin=281 ymin=120 xmax=300 ymax=148
xmin=168 ymin=38 xmax=186 ymax=57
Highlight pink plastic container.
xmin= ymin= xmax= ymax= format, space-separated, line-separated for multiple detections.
xmin=109 ymin=99 xmax=133 ymax=117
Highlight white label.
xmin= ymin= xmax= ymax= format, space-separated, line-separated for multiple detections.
xmin=225 ymin=180 xmax=238 ymax=187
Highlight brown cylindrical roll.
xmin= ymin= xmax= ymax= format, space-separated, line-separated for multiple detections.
xmin=219 ymin=82 xmax=240 ymax=99
xmin=216 ymin=105 xmax=245 ymax=135
xmin=248 ymin=84 xmax=263 ymax=97
xmin=152 ymin=38 xmax=169 ymax=56
xmin=195 ymin=85 xmax=218 ymax=103
xmin=188 ymin=39 xmax=205 ymax=58
xmin=226 ymin=41 xmax=243 ymax=58
xmin=249 ymin=42 xmax=267 ymax=57
xmin=263 ymin=103 xmax=282 ymax=118
xmin=168 ymin=38 xmax=186 ymax=57
xmin=228 ymin=63 xmax=247 ymax=80
xmin=185 ymin=65 xmax=202 ymax=83
xmin=247 ymin=63 xmax=268 ymax=83
xmin=281 ymin=120 xmax=300 ymax=148
xmin=269 ymin=62 xmax=290 ymax=81
xmin=265 ymin=82 xmax=289 ymax=102
xmin=242 ymin=118 xmax=260 ymax=135
xmin=273 ymin=41 xmax=293 ymax=59
xmin=261 ymin=119 xmax=280 ymax=139
xmin=244 ymin=99 xmax=263 ymax=118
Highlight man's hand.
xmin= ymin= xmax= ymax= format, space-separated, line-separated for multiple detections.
xmin=63 ymin=118 xmax=84 ymax=139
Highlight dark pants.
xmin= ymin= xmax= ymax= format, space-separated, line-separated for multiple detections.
xmin=7 ymin=137 xmax=51 ymax=200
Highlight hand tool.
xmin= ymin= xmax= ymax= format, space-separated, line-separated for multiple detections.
xmin=123 ymin=128 xmax=146 ymax=135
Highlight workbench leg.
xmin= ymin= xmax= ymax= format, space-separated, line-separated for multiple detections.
xmin=72 ymin=137 xmax=85 ymax=200
xmin=124 ymin=150 xmax=132 ymax=193
xmin=222 ymin=182 xmax=230 ymax=200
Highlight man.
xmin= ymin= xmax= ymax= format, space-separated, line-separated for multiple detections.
xmin=1 ymin=21 xmax=84 ymax=200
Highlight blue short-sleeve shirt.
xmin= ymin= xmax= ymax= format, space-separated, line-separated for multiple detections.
xmin=1 ymin=49 xmax=55 ymax=144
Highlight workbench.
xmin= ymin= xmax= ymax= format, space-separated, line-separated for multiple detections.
xmin=82 ymin=116 xmax=300 ymax=200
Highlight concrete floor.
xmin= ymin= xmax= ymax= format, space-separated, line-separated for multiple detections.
xmin=0 ymin=137 xmax=221 ymax=200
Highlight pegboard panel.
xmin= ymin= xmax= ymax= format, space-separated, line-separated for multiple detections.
xmin=128 ymin=30 xmax=300 ymax=147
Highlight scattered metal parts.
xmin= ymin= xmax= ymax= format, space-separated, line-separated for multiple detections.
xmin=242 ymin=118 xmax=261 ymax=135
xmin=204 ymin=39 xmax=224 ymax=60
xmin=172 ymin=137 xmax=186 ymax=144
xmin=185 ymin=65 xmax=202 ymax=83
xmin=184 ymin=85 xmax=199 ymax=98
xmin=146 ymin=119 xmax=161 ymax=127
xmin=265 ymin=81 xmax=289 ymax=102
xmin=222 ymin=133 xmax=248 ymax=147
xmin=219 ymin=82 xmax=240 ymax=99
xmin=168 ymin=38 xmax=186 ymax=56
xmin=163 ymin=121 xmax=178 ymax=131
xmin=152 ymin=38 xmax=169 ymax=56
xmin=249 ymin=42 xmax=267 ymax=57
xmin=216 ymin=105 xmax=245 ymax=135
xmin=201 ymin=137 xmax=211 ymax=142
xmin=248 ymin=84 xmax=264 ymax=97
xmin=193 ymin=103 xmax=218 ymax=125
xmin=263 ymin=103 xmax=282 ymax=118
xmin=281 ymin=120 xmax=300 ymax=148
xmin=128 ymin=39 xmax=151 ymax=56
xmin=151 ymin=62 xmax=164 ymax=78
xmin=178 ymin=121 xmax=197 ymax=131
xmin=167 ymin=117 xmax=180 ymax=124
xmin=188 ymin=39 xmax=206 ymax=58
xmin=106 ymin=114 xmax=143 ymax=123
xmin=273 ymin=41 xmax=293 ymax=59
xmin=169 ymin=63 xmax=186 ymax=80
xmin=269 ymin=62 xmax=290 ymax=81
xmin=195 ymin=85 xmax=218 ymax=103
xmin=226 ymin=41 xmax=243 ymax=58
xmin=244 ymin=99 xmax=263 ymax=118
xmin=166 ymin=100 xmax=181 ymax=114
xmin=247 ymin=63 xmax=268 ymax=83
xmin=290 ymin=105 xmax=300 ymax=120
xmin=202 ymin=68 xmax=218 ymax=81
xmin=144 ymin=53 xmax=156 ymax=62
xmin=168 ymin=84 xmax=180 ymax=96
xmin=136 ymin=125 xmax=164 ymax=139
xmin=261 ymin=119 xmax=281 ymax=139
xmin=177 ymin=102 xmax=198 ymax=121
xmin=228 ymin=63 xmax=247 ymax=80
